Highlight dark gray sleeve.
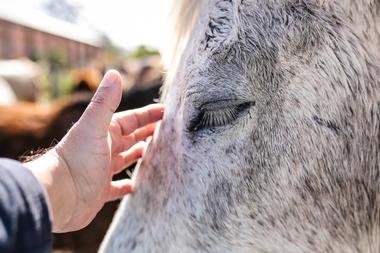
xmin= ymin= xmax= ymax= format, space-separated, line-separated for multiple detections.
xmin=0 ymin=158 xmax=52 ymax=253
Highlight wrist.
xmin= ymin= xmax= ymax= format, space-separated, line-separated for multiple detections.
xmin=24 ymin=148 xmax=76 ymax=232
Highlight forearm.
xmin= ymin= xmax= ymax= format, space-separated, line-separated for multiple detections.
xmin=24 ymin=148 xmax=75 ymax=232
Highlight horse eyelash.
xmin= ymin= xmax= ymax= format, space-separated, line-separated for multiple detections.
xmin=190 ymin=102 xmax=254 ymax=131
xmin=200 ymin=107 xmax=240 ymax=128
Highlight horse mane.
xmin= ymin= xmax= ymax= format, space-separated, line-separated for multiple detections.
xmin=161 ymin=0 xmax=202 ymax=98
xmin=165 ymin=0 xmax=201 ymax=68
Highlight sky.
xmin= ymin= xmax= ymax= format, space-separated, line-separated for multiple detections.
xmin=0 ymin=0 xmax=172 ymax=50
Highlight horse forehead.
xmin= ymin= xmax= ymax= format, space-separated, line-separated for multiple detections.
xmin=200 ymin=0 xmax=240 ymax=52
xmin=199 ymin=0 xmax=274 ymax=51
xmin=196 ymin=0 xmax=268 ymax=60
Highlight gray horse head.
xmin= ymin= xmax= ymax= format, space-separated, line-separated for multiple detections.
xmin=100 ymin=0 xmax=380 ymax=252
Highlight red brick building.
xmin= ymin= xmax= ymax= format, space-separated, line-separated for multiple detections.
xmin=0 ymin=5 xmax=103 ymax=67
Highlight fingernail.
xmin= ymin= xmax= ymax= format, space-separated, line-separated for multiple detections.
xmin=103 ymin=70 xmax=121 ymax=85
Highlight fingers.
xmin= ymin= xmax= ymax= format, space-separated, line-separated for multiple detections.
xmin=106 ymin=103 xmax=163 ymax=202
xmin=114 ymin=104 xmax=164 ymax=136
xmin=113 ymin=141 xmax=146 ymax=174
xmin=80 ymin=70 xmax=123 ymax=133
xmin=107 ymin=179 xmax=134 ymax=202
xmin=122 ymin=123 xmax=157 ymax=151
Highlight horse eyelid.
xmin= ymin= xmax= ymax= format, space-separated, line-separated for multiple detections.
xmin=188 ymin=101 xmax=255 ymax=132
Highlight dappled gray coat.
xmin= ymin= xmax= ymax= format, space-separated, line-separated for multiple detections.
xmin=101 ymin=0 xmax=380 ymax=252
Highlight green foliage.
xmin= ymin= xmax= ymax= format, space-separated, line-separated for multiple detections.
xmin=39 ymin=69 xmax=75 ymax=101
xmin=58 ymin=70 xmax=75 ymax=96
xmin=131 ymin=45 xmax=160 ymax=58
xmin=47 ymin=48 xmax=67 ymax=68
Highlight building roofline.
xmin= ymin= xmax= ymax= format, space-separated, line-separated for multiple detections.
xmin=0 ymin=4 xmax=103 ymax=48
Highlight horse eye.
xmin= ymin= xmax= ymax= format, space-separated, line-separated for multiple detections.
xmin=188 ymin=101 xmax=255 ymax=132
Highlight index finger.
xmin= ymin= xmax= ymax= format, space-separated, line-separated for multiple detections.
xmin=113 ymin=104 xmax=164 ymax=135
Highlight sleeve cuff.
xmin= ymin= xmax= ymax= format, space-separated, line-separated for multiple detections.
xmin=0 ymin=158 xmax=52 ymax=252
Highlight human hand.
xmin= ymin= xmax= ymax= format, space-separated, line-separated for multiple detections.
xmin=25 ymin=70 xmax=164 ymax=233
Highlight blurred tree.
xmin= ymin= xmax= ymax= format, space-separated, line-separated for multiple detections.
xmin=47 ymin=48 xmax=68 ymax=68
xmin=46 ymin=48 xmax=68 ymax=99
xmin=98 ymin=34 xmax=130 ymax=71
xmin=101 ymin=35 xmax=120 ymax=56
xmin=131 ymin=45 xmax=160 ymax=58
xmin=43 ymin=0 xmax=82 ymax=23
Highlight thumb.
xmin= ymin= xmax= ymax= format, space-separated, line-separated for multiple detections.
xmin=80 ymin=70 xmax=123 ymax=132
